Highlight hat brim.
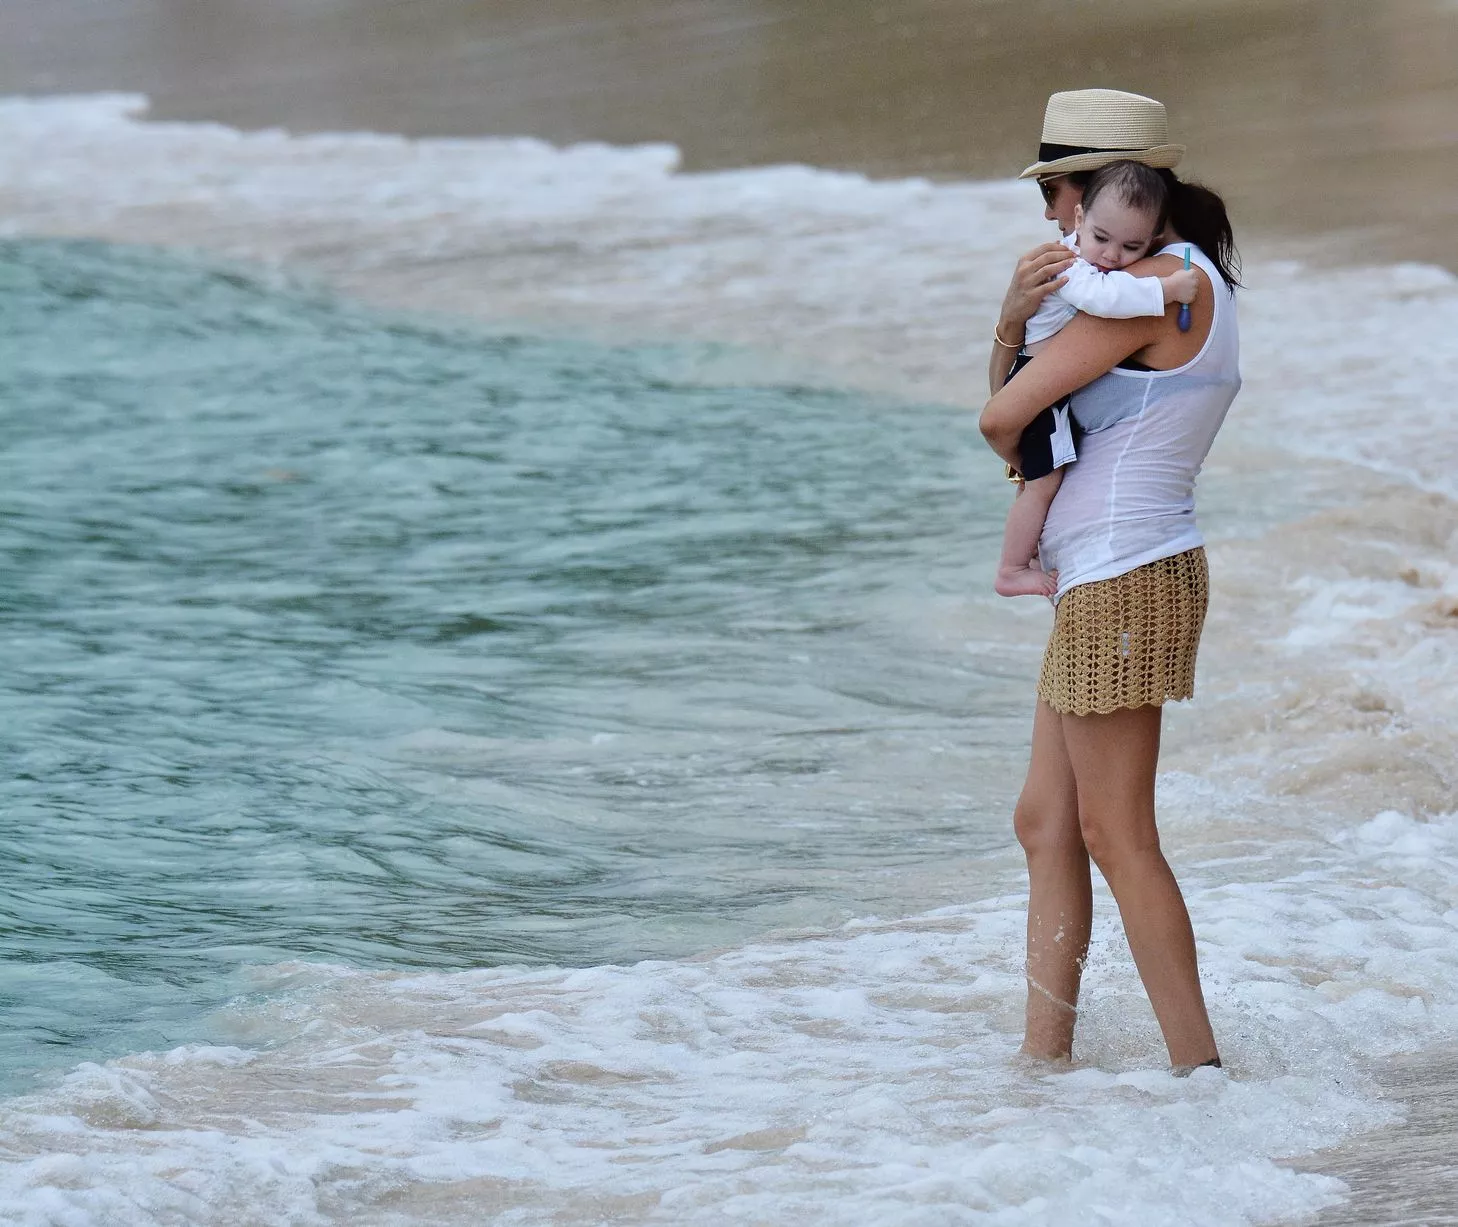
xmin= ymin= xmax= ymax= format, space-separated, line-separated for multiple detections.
xmin=1017 ymin=144 xmax=1185 ymax=180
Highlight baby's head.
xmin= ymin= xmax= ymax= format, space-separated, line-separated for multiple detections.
xmin=1073 ymin=160 xmax=1171 ymax=273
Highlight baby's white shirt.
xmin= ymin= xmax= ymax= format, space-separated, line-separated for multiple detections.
xmin=1022 ymin=232 xmax=1166 ymax=346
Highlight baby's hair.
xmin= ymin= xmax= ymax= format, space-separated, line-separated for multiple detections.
xmin=1081 ymin=160 xmax=1171 ymax=236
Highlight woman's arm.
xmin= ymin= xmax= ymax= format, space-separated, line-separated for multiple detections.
xmin=987 ymin=242 xmax=1077 ymax=395
xmin=989 ymin=332 xmax=1020 ymax=396
xmin=979 ymin=311 xmax=1161 ymax=468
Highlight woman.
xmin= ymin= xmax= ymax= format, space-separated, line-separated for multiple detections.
xmin=980 ymin=90 xmax=1241 ymax=1072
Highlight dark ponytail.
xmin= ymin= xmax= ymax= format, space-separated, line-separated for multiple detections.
xmin=1159 ymin=169 xmax=1241 ymax=290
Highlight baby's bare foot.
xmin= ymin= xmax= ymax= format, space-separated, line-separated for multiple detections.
xmin=995 ymin=564 xmax=1058 ymax=598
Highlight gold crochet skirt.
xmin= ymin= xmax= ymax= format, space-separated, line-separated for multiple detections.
xmin=1038 ymin=548 xmax=1209 ymax=716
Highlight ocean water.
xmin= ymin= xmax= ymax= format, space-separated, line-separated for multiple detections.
xmin=0 ymin=94 xmax=1456 ymax=1225
xmin=0 ymin=235 xmax=1028 ymax=1088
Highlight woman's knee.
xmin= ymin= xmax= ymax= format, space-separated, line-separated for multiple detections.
xmin=1077 ymin=803 xmax=1162 ymax=878
xmin=1014 ymin=790 xmax=1081 ymax=860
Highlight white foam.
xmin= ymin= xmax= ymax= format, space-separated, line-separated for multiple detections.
xmin=9 ymin=802 xmax=1458 ymax=1221
xmin=5 ymin=93 xmax=1456 ymax=494
xmin=1236 ymin=261 xmax=1458 ymax=497
xmin=1283 ymin=575 xmax=1425 ymax=647
xmin=0 ymin=93 xmax=1048 ymax=409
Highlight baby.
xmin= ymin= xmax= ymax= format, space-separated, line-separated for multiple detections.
xmin=995 ymin=160 xmax=1199 ymax=597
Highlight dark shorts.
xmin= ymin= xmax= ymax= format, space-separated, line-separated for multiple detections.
xmin=1006 ymin=351 xmax=1081 ymax=481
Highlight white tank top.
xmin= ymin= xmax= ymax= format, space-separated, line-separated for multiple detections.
xmin=1039 ymin=241 xmax=1241 ymax=601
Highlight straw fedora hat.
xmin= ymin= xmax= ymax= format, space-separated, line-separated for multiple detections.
xmin=1017 ymin=88 xmax=1185 ymax=179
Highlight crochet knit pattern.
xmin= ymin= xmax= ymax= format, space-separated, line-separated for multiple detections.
xmin=1039 ymin=548 xmax=1208 ymax=716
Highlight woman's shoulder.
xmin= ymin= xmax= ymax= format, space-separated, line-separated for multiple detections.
xmin=1147 ymin=241 xmax=1225 ymax=286
xmin=1123 ymin=244 xmax=1202 ymax=277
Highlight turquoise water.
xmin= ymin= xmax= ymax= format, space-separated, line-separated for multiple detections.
xmin=0 ymin=239 xmax=1022 ymax=1091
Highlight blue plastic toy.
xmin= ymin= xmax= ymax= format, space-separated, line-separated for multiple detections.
xmin=1177 ymin=246 xmax=1192 ymax=332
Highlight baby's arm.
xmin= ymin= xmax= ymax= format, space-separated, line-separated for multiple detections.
xmin=1059 ymin=258 xmax=1197 ymax=319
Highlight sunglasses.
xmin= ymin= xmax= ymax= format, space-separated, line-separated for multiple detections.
xmin=1037 ymin=175 xmax=1066 ymax=206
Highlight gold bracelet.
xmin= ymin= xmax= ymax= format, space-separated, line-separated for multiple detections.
xmin=993 ymin=325 xmax=1022 ymax=350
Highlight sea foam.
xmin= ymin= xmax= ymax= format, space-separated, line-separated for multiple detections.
xmin=6 ymin=804 xmax=1458 ymax=1224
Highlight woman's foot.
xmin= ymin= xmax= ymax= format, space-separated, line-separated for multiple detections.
xmin=1170 ymin=1056 xmax=1223 ymax=1078
xmin=995 ymin=562 xmax=1059 ymax=598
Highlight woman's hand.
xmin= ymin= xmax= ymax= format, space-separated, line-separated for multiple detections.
xmin=988 ymin=242 xmax=1078 ymax=395
xmin=998 ymin=242 xmax=1077 ymax=333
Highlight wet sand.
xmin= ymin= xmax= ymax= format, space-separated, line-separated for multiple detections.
xmin=3 ymin=0 xmax=1457 ymax=268
xmin=1296 ymin=1045 xmax=1458 ymax=1224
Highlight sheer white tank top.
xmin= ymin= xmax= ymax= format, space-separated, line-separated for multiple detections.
xmin=1039 ymin=241 xmax=1242 ymax=601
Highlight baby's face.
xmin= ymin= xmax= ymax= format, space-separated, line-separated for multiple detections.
xmin=1074 ymin=197 xmax=1160 ymax=273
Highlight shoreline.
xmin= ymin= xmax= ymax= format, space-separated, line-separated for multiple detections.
xmin=1299 ymin=1045 xmax=1458 ymax=1225
xmin=2 ymin=0 xmax=1456 ymax=271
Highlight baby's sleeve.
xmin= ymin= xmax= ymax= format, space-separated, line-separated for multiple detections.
xmin=1058 ymin=259 xmax=1165 ymax=319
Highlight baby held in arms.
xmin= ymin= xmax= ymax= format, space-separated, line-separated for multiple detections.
xmin=995 ymin=160 xmax=1199 ymax=597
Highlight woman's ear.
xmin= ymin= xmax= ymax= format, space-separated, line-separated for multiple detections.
xmin=1072 ymin=202 xmax=1084 ymax=232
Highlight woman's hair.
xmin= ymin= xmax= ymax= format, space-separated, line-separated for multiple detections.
xmin=1157 ymin=168 xmax=1242 ymax=291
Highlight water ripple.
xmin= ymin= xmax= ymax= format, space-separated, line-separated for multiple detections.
xmin=0 ymin=238 xmax=1018 ymax=1087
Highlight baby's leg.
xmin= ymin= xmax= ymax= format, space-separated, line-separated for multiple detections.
xmin=995 ymin=470 xmax=1063 ymax=598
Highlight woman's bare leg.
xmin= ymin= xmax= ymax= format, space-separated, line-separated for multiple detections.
xmin=1059 ymin=705 xmax=1220 ymax=1069
xmin=1014 ymin=699 xmax=1092 ymax=1059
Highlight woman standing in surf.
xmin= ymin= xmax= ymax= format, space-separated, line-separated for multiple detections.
xmin=981 ymin=89 xmax=1241 ymax=1073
